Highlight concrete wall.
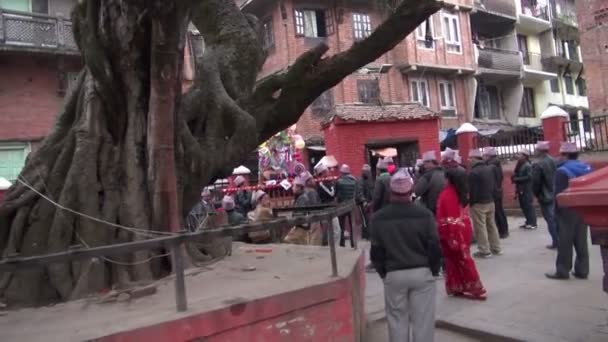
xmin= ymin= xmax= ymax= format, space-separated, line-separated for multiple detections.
xmin=49 ymin=0 xmax=76 ymax=16
xmin=502 ymin=79 xmax=524 ymax=124
xmin=96 ymin=254 xmax=367 ymax=342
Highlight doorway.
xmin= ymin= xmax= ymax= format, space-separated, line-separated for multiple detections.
xmin=366 ymin=140 xmax=420 ymax=177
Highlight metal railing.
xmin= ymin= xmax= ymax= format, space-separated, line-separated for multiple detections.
xmin=0 ymin=203 xmax=356 ymax=312
xmin=564 ymin=115 xmax=608 ymax=152
xmin=0 ymin=8 xmax=78 ymax=52
xmin=521 ymin=3 xmax=550 ymax=21
xmin=476 ymin=126 xmax=544 ymax=159
xmin=474 ymin=0 xmax=517 ymax=18
xmin=477 ymin=47 xmax=523 ymax=72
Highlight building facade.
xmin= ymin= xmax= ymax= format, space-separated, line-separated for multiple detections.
xmin=243 ymin=0 xmax=590 ymax=148
xmin=576 ymin=0 xmax=608 ymax=115
xmin=0 ymin=0 xmax=81 ymax=181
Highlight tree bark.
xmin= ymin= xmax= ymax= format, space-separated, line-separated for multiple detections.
xmin=0 ymin=0 xmax=442 ymax=307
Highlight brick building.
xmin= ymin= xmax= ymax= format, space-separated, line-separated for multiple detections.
xmin=576 ymin=0 xmax=608 ymax=115
xmin=241 ymin=0 xmax=475 ymax=166
xmin=0 ymin=0 xmax=80 ymax=180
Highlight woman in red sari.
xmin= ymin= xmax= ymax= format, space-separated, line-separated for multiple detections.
xmin=437 ymin=168 xmax=487 ymax=300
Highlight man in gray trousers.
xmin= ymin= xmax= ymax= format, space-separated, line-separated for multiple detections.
xmin=370 ymin=170 xmax=442 ymax=342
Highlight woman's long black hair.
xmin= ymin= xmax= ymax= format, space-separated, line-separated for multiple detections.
xmin=445 ymin=168 xmax=469 ymax=207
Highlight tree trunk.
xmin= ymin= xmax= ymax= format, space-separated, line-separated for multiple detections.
xmin=0 ymin=0 xmax=442 ymax=307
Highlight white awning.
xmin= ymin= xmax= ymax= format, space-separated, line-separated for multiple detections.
xmin=371 ymin=147 xmax=398 ymax=158
xmin=232 ymin=165 xmax=251 ymax=175
xmin=307 ymin=145 xmax=326 ymax=151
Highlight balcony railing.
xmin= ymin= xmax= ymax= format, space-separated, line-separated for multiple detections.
xmin=521 ymin=3 xmax=550 ymax=21
xmin=477 ymin=47 xmax=522 ymax=72
xmin=523 ymin=52 xmax=553 ymax=72
xmin=474 ymin=0 xmax=517 ymax=18
xmin=0 ymin=9 xmax=78 ymax=53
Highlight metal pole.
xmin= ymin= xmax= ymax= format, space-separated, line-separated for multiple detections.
xmin=328 ymin=219 xmax=338 ymax=277
xmin=172 ymin=243 xmax=188 ymax=312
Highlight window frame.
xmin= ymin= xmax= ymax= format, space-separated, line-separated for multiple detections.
xmin=415 ymin=16 xmax=435 ymax=49
xmin=564 ymin=74 xmax=574 ymax=95
xmin=294 ymin=8 xmax=333 ymax=38
xmin=410 ymin=78 xmax=431 ymax=108
xmin=441 ymin=11 xmax=462 ymax=54
xmin=352 ymin=13 xmax=372 ymax=40
xmin=519 ymin=87 xmax=536 ymax=118
xmin=357 ymin=79 xmax=381 ymax=104
xmin=550 ymin=78 xmax=560 ymax=93
xmin=576 ymin=77 xmax=587 ymax=96
xmin=261 ymin=17 xmax=275 ymax=51
xmin=438 ymin=80 xmax=456 ymax=110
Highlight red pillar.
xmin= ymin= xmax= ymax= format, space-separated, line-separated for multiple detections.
xmin=541 ymin=106 xmax=569 ymax=157
xmin=456 ymin=123 xmax=478 ymax=169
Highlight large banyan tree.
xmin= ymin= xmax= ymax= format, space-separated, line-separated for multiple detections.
xmin=0 ymin=0 xmax=441 ymax=306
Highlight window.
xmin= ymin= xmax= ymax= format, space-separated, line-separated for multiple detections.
xmin=357 ymin=79 xmax=380 ymax=104
xmin=31 ymin=0 xmax=49 ymax=14
xmin=353 ymin=13 xmax=372 ymax=40
xmin=518 ymin=34 xmax=530 ymax=65
xmin=438 ymin=81 xmax=456 ymax=110
xmin=410 ymin=79 xmax=430 ymax=107
xmin=564 ymin=75 xmax=574 ymax=95
xmin=576 ymin=77 xmax=587 ymax=96
xmin=294 ymin=9 xmax=333 ymax=38
xmin=475 ymin=85 xmax=500 ymax=120
xmin=550 ymin=78 xmax=560 ymax=93
xmin=415 ymin=18 xmax=434 ymax=49
xmin=311 ymin=89 xmax=334 ymax=118
xmin=262 ymin=18 xmax=275 ymax=50
xmin=520 ymin=87 xmax=536 ymax=118
xmin=442 ymin=11 xmax=461 ymax=53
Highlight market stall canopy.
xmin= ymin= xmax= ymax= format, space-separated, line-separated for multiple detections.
xmin=371 ymin=147 xmax=398 ymax=158
xmin=0 ymin=177 xmax=12 ymax=190
xmin=232 ymin=165 xmax=251 ymax=175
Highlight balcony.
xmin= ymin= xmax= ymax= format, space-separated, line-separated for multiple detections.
xmin=476 ymin=46 xmax=522 ymax=81
xmin=472 ymin=0 xmax=517 ymax=36
xmin=0 ymin=9 xmax=78 ymax=55
xmin=542 ymin=45 xmax=583 ymax=73
xmin=522 ymin=52 xmax=558 ymax=82
xmin=518 ymin=4 xmax=552 ymax=34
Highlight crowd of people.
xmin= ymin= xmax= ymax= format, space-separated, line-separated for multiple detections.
xmin=369 ymin=141 xmax=592 ymax=342
xmin=185 ymin=140 xmax=593 ymax=342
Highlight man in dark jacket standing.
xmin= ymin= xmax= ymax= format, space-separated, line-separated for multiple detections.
xmin=532 ymin=141 xmax=559 ymax=249
xmin=358 ymin=164 xmax=374 ymax=239
xmin=414 ymin=151 xmax=446 ymax=215
xmin=484 ymin=147 xmax=509 ymax=238
xmin=469 ymin=149 xmax=502 ymax=258
xmin=370 ymin=170 xmax=441 ymax=342
xmin=372 ymin=157 xmax=394 ymax=212
xmin=546 ymin=142 xmax=592 ymax=280
xmin=314 ymin=163 xmax=336 ymax=204
xmin=234 ymin=176 xmax=252 ymax=216
xmin=512 ymin=148 xmax=537 ymax=230
xmin=335 ymin=164 xmax=358 ymax=247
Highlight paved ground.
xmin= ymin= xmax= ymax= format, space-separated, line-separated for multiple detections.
xmin=364 ymin=216 xmax=608 ymax=342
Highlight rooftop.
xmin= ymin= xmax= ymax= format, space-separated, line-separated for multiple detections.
xmin=327 ymin=103 xmax=438 ymax=123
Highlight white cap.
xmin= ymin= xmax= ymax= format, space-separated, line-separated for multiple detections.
xmin=443 ymin=147 xmax=456 ymax=160
xmin=422 ymin=151 xmax=437 ymax=162
xmin=469 ymin=149 xmax=483 ymax=158
xmin=340 ymin=164 xmax=351 ymax=174
xmin=234 ymin=175 xmax=246 ymax=186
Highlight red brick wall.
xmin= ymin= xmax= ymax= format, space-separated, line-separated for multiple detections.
xmin=577 ymin=0 xmax=608 ymax=115
xmin=324 ymin=118 xmax=440 ymax=177
xmin=0 ymin=55 xmax=80 ymax=142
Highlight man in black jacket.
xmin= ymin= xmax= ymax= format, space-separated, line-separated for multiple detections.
xmin=469 ymin=149 xmax=502 ymax=258
xmin=370 ymin=170 xmax=440 ymax=342
xmin=532 ymin=141 xmax=559 ymax=249
xmin=414 ymin=151 xmax=446 ymax=215
xmin=484 ymin=147 xmax=509 ymax=238
xmin=512 ymin=148 xmax=537 ymax=230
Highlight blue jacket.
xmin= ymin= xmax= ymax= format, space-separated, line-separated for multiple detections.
xmin=554 ymin=160 xmax=592 ymax=199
